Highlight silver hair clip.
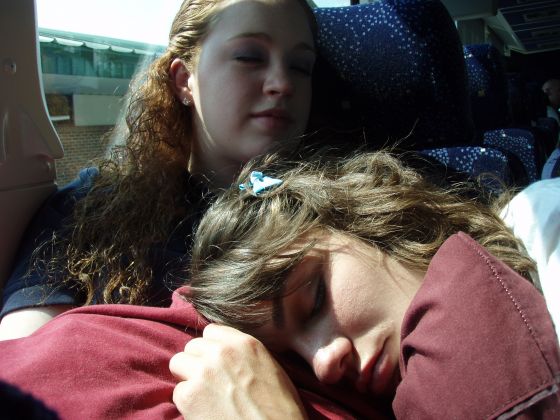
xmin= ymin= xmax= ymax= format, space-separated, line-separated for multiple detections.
xmin=239 ymin=171 xmax=283 ymax=196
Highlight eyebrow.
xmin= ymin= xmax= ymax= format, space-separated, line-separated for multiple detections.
xmin=228 ymin=32 xmax=316 ymax=54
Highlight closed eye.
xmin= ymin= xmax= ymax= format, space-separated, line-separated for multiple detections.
xmin=309 ymin=274 xmax=325 ymax=319
xmin=289 ymin=53 xmax=315 ymax=77
xmin=234 ymin=55 xmax=264 ymax=63
xmin=291 ymin=65 xmax=313 ymax=76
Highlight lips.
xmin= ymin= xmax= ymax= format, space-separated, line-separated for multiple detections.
xmin=250 ymin=108 xmax=293 ymax=131
xmin=252 ymin=108 xmax=292 ymax=120
xmin=369 ymin=351 xmax=396 ymax=396
xmin=357 ymin=340 xmax=396 ymax=397
xmin=356 ymin=349 xmax=381 ymax=394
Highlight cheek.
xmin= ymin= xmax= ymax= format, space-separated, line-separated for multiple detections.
xmin=332 ymin=294 xmax=373 ymax=332
xmin=196 ymin=76 xmax=244 ymax=127
xmin=328 ymin=273 xmax=380 ymax=332
xmin=212 ymin=74 xmax=262 ymax=116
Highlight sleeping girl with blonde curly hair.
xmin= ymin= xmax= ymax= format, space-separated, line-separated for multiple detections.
xmin=173 ymin=150 xmax=560 ymax=418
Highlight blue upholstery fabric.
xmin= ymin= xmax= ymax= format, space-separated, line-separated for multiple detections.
xmin=312 ymin=1 xmax=473 ymax=149
xmin=419 ymin=146 xmax=512 ymax=189
xmin=483 ymin=129 xmax=538 ymax=183
xmin=542 ymin=148 xmax=560 ymax=179
xmin=463 ymin=44 xmax=509 ymax=131
xmin=530 ymin=124 xmax=558 ymax=168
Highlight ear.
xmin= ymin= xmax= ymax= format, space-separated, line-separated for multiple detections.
xmin=169 ymin=58 xmax=193 ymax=104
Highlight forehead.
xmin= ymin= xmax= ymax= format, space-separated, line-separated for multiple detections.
xmin=209 ymin=0 xmax=314 ymax=45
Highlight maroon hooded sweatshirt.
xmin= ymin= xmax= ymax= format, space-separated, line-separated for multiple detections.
xmin=0 ymin=233 xmax=558 ymax=419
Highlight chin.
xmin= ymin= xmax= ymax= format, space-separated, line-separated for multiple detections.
xmin=242 ymin=141 xmax=280 ymax=160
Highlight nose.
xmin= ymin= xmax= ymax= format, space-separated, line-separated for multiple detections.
xmin=263 ymin=62 xmax=294 ymax=98
xmin=311 ymin=337 xmax=353 ymax=384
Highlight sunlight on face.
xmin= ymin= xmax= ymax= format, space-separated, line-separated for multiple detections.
xmin=187 ymin=0 xmax=315 ymax=183
xmin=253 ymin=232 xmax=424 ymax=398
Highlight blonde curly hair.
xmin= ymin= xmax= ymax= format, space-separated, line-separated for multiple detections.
xmin=188 ymin=150 xmax=536 ymax=330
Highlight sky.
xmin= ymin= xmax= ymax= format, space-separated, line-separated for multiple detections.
xmin=36 ymin=0 xmax=351 ymax=46
xmin=37 ymin=0 xmax=188 ymax=46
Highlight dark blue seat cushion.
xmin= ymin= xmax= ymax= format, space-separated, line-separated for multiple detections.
xmin=483 ymin=128 xmax=538 ymax=184
xmin=312 ymin=1 xmax=474 ymax=150
xmin=463 ymin=44 xmax=509 ymax=131
xmin=419 ymin=146 xmax=513 ymax=190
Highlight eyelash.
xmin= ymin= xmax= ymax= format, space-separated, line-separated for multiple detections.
xmin=291 ymin=65 xmax=312 ymax=76
xmin=234 ymin=55 xmax=313 ymax=76
xmin=309 ymin=275 xmax=325 ymax=319
xmin=234 ymin=55 xmax=263 ymax=63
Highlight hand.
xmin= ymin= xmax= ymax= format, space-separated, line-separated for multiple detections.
xmin=169 ymin=324 xmax=307 ymax=420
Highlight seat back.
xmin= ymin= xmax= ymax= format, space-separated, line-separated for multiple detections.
xmin=483 ymin=128 xmax=539 ymax=184
xmin=312 ymin=0 xmax=474 ymax=149
xmin=463 ymin=44 xmax=510 ymax=131
xmin=419 ymin=146 xmax=514 ymax=191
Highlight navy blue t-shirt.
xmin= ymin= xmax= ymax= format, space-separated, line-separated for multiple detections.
xmin=1 ymin=168 xmax=208 ymax=317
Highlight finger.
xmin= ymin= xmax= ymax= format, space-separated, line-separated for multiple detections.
xmin=204 ymin=324 xmax=267 ymax=356
xmin=202 ymin=323 xmax=250 ymax=342
xmin=169 ymin=351 xmax=199 ymax=380
xmin=172 ymin=380 xmax=194 ymax=416
xmin=183 ymin=336 xmax=202 ymax=352
xmin=184 ymin=336 xmax=218 ymax=356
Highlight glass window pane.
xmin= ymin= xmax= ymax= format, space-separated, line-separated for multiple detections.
xmin=36 ymin=0 xmax=181 ymax=184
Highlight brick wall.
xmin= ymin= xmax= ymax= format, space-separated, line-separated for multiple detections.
xmin=53 ymin=121 xmax=113 ymax=185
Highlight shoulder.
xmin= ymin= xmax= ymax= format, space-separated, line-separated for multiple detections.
xmin=0 ymin=302 xmax=195 ymax=419
xmin=19 ymin=166 xmax=100 ymax=225
xmin=502 ymin=178 xmax=560 ymax=217
xmin=499 ymin=179 xmax=560 ymax=259
xmin=1 ymin=167 xmax=100 ymax=316
xmin=507 ymin=178 xmax=560 ymax=206
xmin=51 ymin=167 xmax=99 ymax=210
xmin=17 ymin=166 xmax=99 ymax=241
xmin=500 ymin=178 xmax=560 ymax=338
xmin=394 ymin=233 xmax=560 ymax=419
